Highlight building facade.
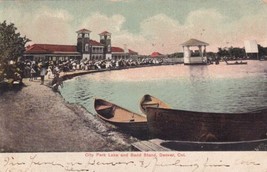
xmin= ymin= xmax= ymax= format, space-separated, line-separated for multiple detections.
xmin=24 ymin=29 xmax=138 ymax=61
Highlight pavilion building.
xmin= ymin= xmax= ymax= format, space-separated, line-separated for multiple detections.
xmin=23 ymin=29 xmax=138 ymax=62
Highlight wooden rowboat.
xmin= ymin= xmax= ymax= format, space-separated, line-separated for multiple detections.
xmin=131 ymin=138 xmax=267 ymax=151
xmin=146 ymin=107 xmax=267 ymax=142
xmin=224 ymin=59 xmax=248 ymax=65
xmin=140 ymin=94 xmax=170 ymax=114
xmin=226 ymin=61 xmax=248 ymax=65
xmin=159 ymin=138 xmax=267 ymax=151
xmin=94 ymin=98 xmax=148 ymax=138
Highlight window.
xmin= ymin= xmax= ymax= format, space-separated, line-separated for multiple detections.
xmin=85 ymin=44 xmax=89 ymax=51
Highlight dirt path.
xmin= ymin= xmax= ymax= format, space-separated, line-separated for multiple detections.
xmin=0 ymin=78 xmax=138 ymax=152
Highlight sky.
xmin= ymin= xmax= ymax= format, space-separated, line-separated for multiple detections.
xmin=1 ymin=0 xmax=267 ymax=55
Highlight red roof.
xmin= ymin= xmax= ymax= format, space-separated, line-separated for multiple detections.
xmin=111 ymin=46 xmax=124 ymax=53
xmin=99 ymin=31 xmax=111 ymax=35
xmin=25 ymin=44 xmax=77 ymax=54
xmin=151 ymin=52 xmax=162 ymax=57
xmin=112 ymin=47 xmax=138 ymax=54
xmin=129 ymin=49 xmax=138 ymax=54
xmin=76 ymin=28 xmax=91 ymax=33
xmin=90 ymin=40 xmax=104 ymax=46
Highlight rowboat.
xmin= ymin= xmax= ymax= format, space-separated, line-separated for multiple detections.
xmin=159 ymin=138 xmax=267 ymax=151
xmin=140 ymin=94 xmax=170 ymax=114
xmin=224 ymin=59 xmax=247 ymax=65
xmin=226 ymin=61 xmax=248 ymax=65
xmin=94 ymin=98 xmax=148 ymax=138
xmin=145 ymin=107 xmax=267 ymax=142
xmin=131 ymin=138 xmax=267 ymax=151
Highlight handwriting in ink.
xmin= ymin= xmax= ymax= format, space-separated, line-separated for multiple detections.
xmin=4 ymin=156 xmax=26 ymax=166
xmin=0 ymin=154 xmax=264 ymax=172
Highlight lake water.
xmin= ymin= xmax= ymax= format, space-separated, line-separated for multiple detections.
xmin=60 ymin=61 xmax=267 ymax=115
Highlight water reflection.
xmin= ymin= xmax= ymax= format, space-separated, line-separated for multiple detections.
xmin=60 ymin=61 xmax=267 ymax=114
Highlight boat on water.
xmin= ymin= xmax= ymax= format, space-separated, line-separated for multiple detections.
xmin=145 ymin=107 xmax=267 ymax=142
xmin=224 ymin=59 xmax=248 ymax=65
xmin=131 ymin=138 xmax=267 ymax=151
xmin=159 ymin=138 xmax=267 ymax=151
xmin=227 ymin=61 xmax=248 ymax=65
xmin=94 ymin=98 xmax=148 ymax=137
xmin=139 ymin=94 xmax=170 ymax=114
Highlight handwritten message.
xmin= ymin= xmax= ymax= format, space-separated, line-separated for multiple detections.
xmin=0 ymin=152 xmax=266 ymax=172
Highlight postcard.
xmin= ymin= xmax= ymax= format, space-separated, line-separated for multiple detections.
xmin=0 ymin=0 xmax=267 ymax=171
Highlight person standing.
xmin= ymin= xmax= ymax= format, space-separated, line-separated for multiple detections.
xmin=40 ymin=62 xmax=48 ymax=85
xmin=46 ymin=66 xmax=53 ymax=79
xmin=29 ymin=64 xmax=36 ymax=81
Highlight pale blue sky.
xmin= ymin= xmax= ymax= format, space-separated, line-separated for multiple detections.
xmin=1 ymin=0 xmax=267 ymax=54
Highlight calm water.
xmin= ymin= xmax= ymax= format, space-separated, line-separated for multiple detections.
xmin=60 ymin=61 xmax=267 ymax=114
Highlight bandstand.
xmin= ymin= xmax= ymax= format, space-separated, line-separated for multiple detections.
xmin=181 ymin=39 xmax=209 ymax=65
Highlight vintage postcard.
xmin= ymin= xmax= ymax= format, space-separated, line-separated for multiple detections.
xmin=0 ymin=0 xmax=267 ymax=171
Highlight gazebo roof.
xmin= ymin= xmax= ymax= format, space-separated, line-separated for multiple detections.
xmin=181 ymin=38 xmax=209 ymax=46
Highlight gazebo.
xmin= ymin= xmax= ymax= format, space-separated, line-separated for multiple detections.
xmin=181 ymin=38 xmax=209 ymax=65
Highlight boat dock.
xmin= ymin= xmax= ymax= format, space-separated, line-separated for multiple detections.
xmin=131 ymin=139 xmax=171 ymax=151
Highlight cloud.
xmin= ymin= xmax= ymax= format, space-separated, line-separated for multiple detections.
xmin=0 ymin=6 xmax=75 ymax=45
xmin=79 ymin=12 xmax=150 ymax=53
xmin=77 ymin=8 xmax=267 ymax=54
xmin=1 ymin=2 xmax=266 ymax=55
xmin=135 ymin=8 xmax=267 ymax=53
xmin=80 ymin=12 xmax=125 ymax=39
xmin=109 ymin=0 xmax=128 ymax=2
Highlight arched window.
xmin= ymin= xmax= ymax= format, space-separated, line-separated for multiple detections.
xmin=85 ymin=44 xmax=89 ymax=51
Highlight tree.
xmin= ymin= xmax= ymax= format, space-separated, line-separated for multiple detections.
xmin=217 ymin=47 xmax=230 ymax=58
xmin=0 ymin=21 xmax=30 ymax=85
xmin=0 ymin=21 xmax=30 ymax=63
xmin=258 ymin=44 xmax=267 ymax=58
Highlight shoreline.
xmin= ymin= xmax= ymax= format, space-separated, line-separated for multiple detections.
xmin=0 ymin=63 xmax=177 ymax=152
xmin=0 ymin=68 xmax=144 ymax=152
xmin=2 ymin=61 xmax=266 ymax=152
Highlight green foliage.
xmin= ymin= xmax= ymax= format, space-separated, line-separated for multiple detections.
xmin=258 ymin=44 xmax=267 ymax=57
xmin=0 ymin=20 xmax=30 ymax=85
xmin=0 ymin=20 xmax=30 ymax=63
xmin=217 ymin=47 xmax=246 ymax=59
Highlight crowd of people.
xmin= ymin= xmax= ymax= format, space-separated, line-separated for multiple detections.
xmin=22 ymin=58 xmax=164 ymax=78
xmin=10 ymin=57 xmax=164 ymax=90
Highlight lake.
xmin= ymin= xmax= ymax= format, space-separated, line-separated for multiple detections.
xmin=60 ymin=61 xmax=267 ymax=115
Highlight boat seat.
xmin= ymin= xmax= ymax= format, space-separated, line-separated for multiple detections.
xmin=142 ymin=103 xmax=159 ymax=107
xmin=96 ymin=105 xmax=113 ymax=111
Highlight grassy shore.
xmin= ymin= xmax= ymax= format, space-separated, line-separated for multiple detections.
xmin=0 ymin=71 xmax=139 ymax=152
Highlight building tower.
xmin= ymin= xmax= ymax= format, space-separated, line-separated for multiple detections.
xmin=76 ymin=29 xmax=91 ymax=60
xmin=99 ymin=31 xmax=112 ymax=60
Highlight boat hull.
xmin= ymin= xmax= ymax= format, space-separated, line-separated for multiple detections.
xmin=95 ymin=98 xmax=148 ymax=138
xmin=227 ymin=62 xmax=247 ymax=65
xmin=97 ymin=114 xmax=148 ymax=138
xmin=146 ymin=107 xmax=267 ymax=142
xmin=160 ymin=139 xmax=267 ymax=151
xmin=140 ymin=94 xmax=170 ymax=114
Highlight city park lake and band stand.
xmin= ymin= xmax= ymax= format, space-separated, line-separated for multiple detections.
xmin=2 ymin=33 xmax=267 ymax=151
